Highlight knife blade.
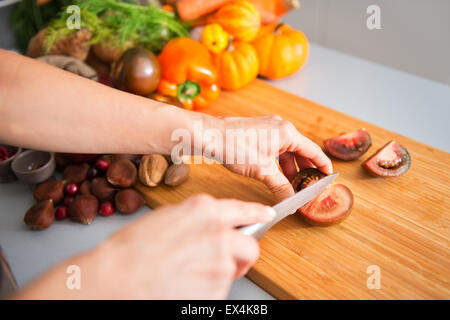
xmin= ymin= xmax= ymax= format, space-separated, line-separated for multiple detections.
xmin=239 ymin=173 xmax=339 ymax=240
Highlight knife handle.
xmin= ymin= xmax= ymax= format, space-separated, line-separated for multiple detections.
xmin=239 ymin=222 xmax=272 ymax=241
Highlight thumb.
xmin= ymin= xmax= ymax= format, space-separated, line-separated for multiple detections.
xmin=260 ymin=161 xmax=295 ymax=201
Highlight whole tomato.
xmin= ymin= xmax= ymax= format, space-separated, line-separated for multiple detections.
xmin=113 ymin=48 xmax=161 ymax=96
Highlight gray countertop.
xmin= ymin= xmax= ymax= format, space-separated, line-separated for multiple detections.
xmin=0 ymin=43 xmax=448 ymax=300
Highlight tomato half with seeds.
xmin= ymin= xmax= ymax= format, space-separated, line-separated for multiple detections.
xmin=291 ymin=168 xmax=354 ymax=226
xmin=362 ymin=141 xmax=411 ymax=177
xmin=299 ymin=184 xmax=353 ymax=226
xmin=291 ymin=168 xmax=326 ymax=192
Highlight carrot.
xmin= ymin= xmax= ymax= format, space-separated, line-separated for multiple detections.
xmin=176 ymin=0 xmax=232 ymax=21
xmin=249 ymin=0 xmax=300 ymax=24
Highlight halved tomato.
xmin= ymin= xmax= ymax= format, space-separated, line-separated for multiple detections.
xmin=291 ymin=168 xmax=354 ymax=226
xmin=324 ymin=129 xmax=372 ymax=161
xmin=362 ymin=141 xmax=411 ymax=177
xmin=299 ymin=184 xmax=353 ymax=226
xmin=291 ymin=168 xmax=325 ymax=192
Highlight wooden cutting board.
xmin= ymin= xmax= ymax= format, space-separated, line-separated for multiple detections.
xmin=135 ymin=79 xmax=450 ymax=299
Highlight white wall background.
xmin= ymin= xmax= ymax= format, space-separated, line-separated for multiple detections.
xmin=283 ymin=0 xmax=450 ymax=85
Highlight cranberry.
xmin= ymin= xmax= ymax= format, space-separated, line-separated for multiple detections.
xmin=87 ymin=167 xmax=99 ymax=180
xmin=55 ymin=206 xmax=68 ymax=220
xmin=63 ymin=196 xmax=75 ymax=206
xmin=99 ymin=201 xmax=115 ymax=216
xmin=0 ymin=147 xmax=7 ymax=155
xmin=65 ymin=183 xmax=78 ymax=195
xmin=99 ymin=75 xmax=113 ymax=87
xmin=95 ymin=159 xmax=110 ymax=171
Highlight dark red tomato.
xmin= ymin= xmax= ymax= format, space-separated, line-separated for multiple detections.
xmin=324 ymin=128 xmax=372 ymax=161
xmin=113 ymin=48 xmax=161 ymax=96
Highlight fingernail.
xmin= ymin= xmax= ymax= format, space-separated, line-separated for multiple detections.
xmin=264 ymin=207 xmax=277 ymax=219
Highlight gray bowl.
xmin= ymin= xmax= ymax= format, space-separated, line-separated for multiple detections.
xmin=11 ymin=150 xmax=55 ymax=185
xmin=0 ymin=145 xmax=23 ymax=183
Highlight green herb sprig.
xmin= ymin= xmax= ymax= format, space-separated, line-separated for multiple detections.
xmin=44 ymin=0 xmax=189 ymax=53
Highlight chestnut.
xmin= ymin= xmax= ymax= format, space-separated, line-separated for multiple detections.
xmin=115 ymin=189 xmax=144 ymax=214
xmin=80 ymin=180 xmax=92 ymax=195
xmin=24 ymin=199 xmax=54 ymax=230
xmin=63 ymin=163 xmax=90 ymax=185
xmin=91 ymin=177 xmax=116 ymax=201
xmin=33 ymin=179 xmax=64 ymax=204
xmin=164 ymin=163 xmax=190 ymax=187
xmin=68 ymin=195 xmax=99 ymax=224
xmin=107 ymin=159 xmax=137 ymax=188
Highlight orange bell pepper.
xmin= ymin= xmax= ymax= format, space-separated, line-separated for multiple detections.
xmin=157 ymin=37 xmax=220 ymax=110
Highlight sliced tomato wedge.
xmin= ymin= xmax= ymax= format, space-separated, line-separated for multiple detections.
xmin=362 ymin=141 xmax=411 ymax=177
xmin=324 ymin=128 xmax=372 ymax=161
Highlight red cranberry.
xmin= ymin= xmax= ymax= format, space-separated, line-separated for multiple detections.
xmin=55 ymin=206 xmax=68 ymax=220
xmin=87 ymin=167 xmax=99 ymax=179
xmin=0 ymin=147 xmax=7 ymax=155
xmin=95 ymin=159 xmax=110 ymax=171
xmin=63 ymin=196 xmax=75 ymax=206
xmin=99 ymin=75 xmax=113 ymax=87
xmin=99 ymin=201 xmax=115 ymax=216
xmin=65 ymin=183 xmax=78 ymax=195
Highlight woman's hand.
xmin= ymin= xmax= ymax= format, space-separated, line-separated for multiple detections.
xmin=15 ymin=194 xmax=275 ymax=300
xmin=206 ymin=115 xmax=333 ymax=201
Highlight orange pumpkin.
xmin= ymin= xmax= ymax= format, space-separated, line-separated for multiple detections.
xmin=252 ymin=23 xmax=309 ymax=79
xmin=212 ymin=39 xmax=259 ymax=90
xmin=208 ymin=0 xmax=261 ymax=42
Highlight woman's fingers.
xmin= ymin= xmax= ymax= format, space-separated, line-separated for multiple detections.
xmin=212 ymin=198 xmax=276 ymax=227
xmin=228 ymin=230 xmax=260 ymax=279
xmin=279 ymin=152 xmax=297 ymax=181
xmin=294 ymin=154 xmax=315 ymax=171
xmin=260 ymin=161 xmax=295 ymax=201
xmin=291 ymin=132 xmax=333 ymax=174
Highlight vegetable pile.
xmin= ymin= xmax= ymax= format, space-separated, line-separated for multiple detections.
xmin=13 ymin=0 xmax=308 ymax=110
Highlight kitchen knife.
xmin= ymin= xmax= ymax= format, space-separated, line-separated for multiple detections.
xmin=239 ymin=173 xmax=339 ymax=240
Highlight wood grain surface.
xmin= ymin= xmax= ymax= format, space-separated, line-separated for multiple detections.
xmin=135 ymin=79 xmax=450 ymax=299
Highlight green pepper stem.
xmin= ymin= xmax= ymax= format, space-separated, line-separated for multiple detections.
xmin=177 ymin=81 xmax=201 ymax=101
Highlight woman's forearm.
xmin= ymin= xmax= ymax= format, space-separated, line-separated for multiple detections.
xmin=0 ymin=49 xmax=213 ymax=155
